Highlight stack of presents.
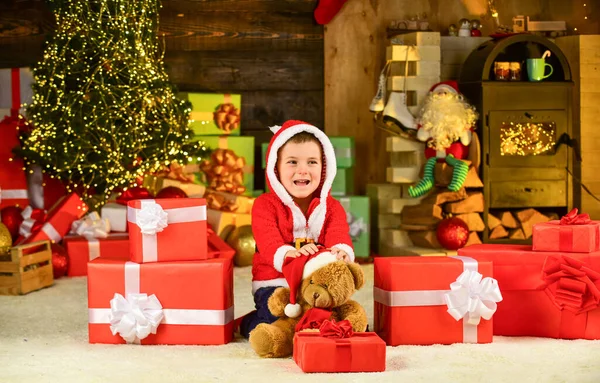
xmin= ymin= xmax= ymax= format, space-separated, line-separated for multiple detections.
xmin=375 ymin=209 xmax=600 ymax=346
xmin=261 ymin=137 xmax=371 ymax=259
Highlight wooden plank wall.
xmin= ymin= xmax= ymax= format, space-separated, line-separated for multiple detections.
xmin=0 ymin=0 xmax=324 ymax=192
xmin=325 ymin=0 xmax=599 ymax=195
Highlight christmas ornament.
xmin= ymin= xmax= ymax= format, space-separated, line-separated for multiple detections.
xmin=51 ymin=243 xmax=69 ymax=279
xmin=155 ymin=186 xmax=188 ymax=199
xmin=314 ymin=0 xmax=348 ymax=25
xmin=1 ymin=206 xmax=24 ymax=241
xmin=0 ymin=222 xmax=13 ymax=252
xmin=226 ymin=225 xmax=256 ymax=267
xmin=436 ymin=217 xmax=469 ymax=250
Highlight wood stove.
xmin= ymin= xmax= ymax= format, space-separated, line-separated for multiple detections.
xmin=459 ymin=34 xmax=577 ymax=243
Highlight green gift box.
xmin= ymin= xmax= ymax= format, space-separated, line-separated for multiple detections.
xmin=261 ymin=138 xmax=354 ymax=169
xmin=192 ymin=135 xmax=255 ymax=195
xmin=180 ymin=93 xmax=242 ymax=136
xmin=338 ymin=196 xmax=370 ymax=258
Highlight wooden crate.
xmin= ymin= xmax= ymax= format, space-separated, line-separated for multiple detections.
xmin=0 ymin=241 xmax=53 ymax=295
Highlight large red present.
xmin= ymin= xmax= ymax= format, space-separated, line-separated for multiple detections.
xmin=0 ymin=116 xmax=28 ymax=209
xmin=459 ymin=244 xmax=600 ymax=339
xmin=127 ymin=198 xmax=207 ymax=263
xmin=87 ymin=258 xmax=234 ymax=345
xmin=64 ymin=233 xmax=129 ymax=276
xmin=17 ymin=193 xmax=88 ymax=245
xmin=374 ymin=256 xmax=501 ymax=346
xmin=532 ymin=209 xmax=600 ymax=253
xmin=293 ymin=325 xmax=386 ymax=373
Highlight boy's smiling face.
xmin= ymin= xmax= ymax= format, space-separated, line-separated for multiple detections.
xmin=277 ymin=140 xmax=322 ymax=200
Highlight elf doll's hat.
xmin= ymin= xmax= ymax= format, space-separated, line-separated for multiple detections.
xmin=281 ymin=250 xmax=338 ymax=318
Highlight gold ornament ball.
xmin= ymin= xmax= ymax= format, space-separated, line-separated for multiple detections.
xmin=226 ymin=225 xmax=256 ymax=267
xmin=0 ymin=223 xmax=13 ymax=256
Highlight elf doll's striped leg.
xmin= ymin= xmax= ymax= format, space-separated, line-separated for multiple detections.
xmin=445 ymin=154 xmax=469 ymax=192
xmin=408 ymin=157 xmax=436 ymax=197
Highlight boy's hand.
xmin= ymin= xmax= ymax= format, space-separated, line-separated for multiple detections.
xmin=330 ymin=247 xmax=351 ymax=263
xmin=285 ymin=249 xmax=301 ymax=259
xmin=298 ymin=243 xmax=319 ymax=256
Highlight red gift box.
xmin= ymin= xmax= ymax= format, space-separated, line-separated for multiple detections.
xmin=127 ymin=198 xmax=208 ymax=263
xmin=374 ymin=256 xmax=499 ymax=346
xmin=0 ymin=116 xmax=28 ymax=209
xmin=87 ymin=258 xmax=234 ymax=345
xmin=64 ymin=233 xmax=129 ymax=276
xmin=17 ymin=193 xmax=88 ymax=245
xmin=532 ymin=217 xmax=600 ymax=253
xmin=207 ymin=228 xmax=235 ymax=260
xmin=293 ymin=331 xmax=386 ymax=373
xmin=459 ymin=244 xmax=600 ymax=339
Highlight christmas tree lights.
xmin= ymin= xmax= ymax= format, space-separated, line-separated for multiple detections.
xmin=20 ymin=0 xmax=209 ymax=208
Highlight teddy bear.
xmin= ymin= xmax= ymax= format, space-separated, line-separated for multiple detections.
xmin=248 ymin=254 xmax=368 ymax=358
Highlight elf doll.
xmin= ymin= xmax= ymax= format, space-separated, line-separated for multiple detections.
xmin=408 ymin=81 xmax=478 ymax=198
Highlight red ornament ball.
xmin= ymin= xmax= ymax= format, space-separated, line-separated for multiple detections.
xmin=51 ymin=243 xmax=69 ymax=279
xmin=156 ymin=186 xmax=188 ymax=199
xmin=1 ymin=206 xmax=24 ymax=241
xmin=436 ymin=217 xmax=470 ymax=250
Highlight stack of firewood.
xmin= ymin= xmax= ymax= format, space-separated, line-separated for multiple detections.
xmin=487 ymin=209 xmax=557 ymax=240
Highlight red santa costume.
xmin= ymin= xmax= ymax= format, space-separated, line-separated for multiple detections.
xmin=251 ymin=120 xmax=354 ymax=295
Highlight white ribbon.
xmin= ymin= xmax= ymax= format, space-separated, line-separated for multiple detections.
xmin=19 ymin=206 xmax=39 ymax=237
xmin=108 ymin=293 xmax=164 ymax=344
xmin=444 ymin=270 xmax=503 ymax=326
xmin=0 ymin=186 xmax=28 ymax=204
xmin=88 ymin=261 xmax=234 ymax=344
xmin=41 ymin=222 xmax=62 ymax=243
xmin=127 ymin=199 xmax=207 ymax=263
xmin=373 ymin=256 xmax=502 ymax=343
xmin=71 ymin=212 xmax=111 ymax=239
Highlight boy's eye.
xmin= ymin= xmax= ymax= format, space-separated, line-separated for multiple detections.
xmin=287 ymin=160 xmax=296 ymax=164
xmin=309 ymin=160 xmax=318 ymax=165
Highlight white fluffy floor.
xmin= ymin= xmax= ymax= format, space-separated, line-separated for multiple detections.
xmin=1 ymin=264 xmax=599 ymax=383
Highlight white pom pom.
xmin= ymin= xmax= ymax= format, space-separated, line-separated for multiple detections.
xmin=284 ymin=303 xmax=301 ymax=318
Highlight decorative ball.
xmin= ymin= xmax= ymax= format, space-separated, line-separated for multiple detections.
xmin=1 ymin=206 xmax=24 ymax=241
xmin=0 ymin=223 xmax=13 ymax=252
xmin=436 ymin=217 xmax=469 ymax=250
xmin=156 ymin=186 xmax=188 ymax=199
xmin=226 ymin=225 xmax=256 ymax=267
xmin=51 ymin=243 xmax=69 ymax=279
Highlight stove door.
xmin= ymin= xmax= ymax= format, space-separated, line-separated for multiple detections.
xmin=488 ymin=110 xmax=568 ymax=168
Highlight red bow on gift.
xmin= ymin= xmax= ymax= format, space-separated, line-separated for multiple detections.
xmin=541 ymin=255 xmax=600 ymax=314
xmin=319 ymin=319 xmax=354 ymax=339
xmin=115 ymin=187 xmax=153 ymax=206
xmin=560 ymin=208 xmax=591 ymax=225
xmin=19 ymin=207 xmax=46 ymax=238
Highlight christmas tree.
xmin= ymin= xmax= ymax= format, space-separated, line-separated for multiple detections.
xmin=20 ymin=0 xmax=208 ymax=208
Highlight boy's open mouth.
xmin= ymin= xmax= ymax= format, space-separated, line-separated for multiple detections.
xmin=293 ymin=179 xmax=310 ymax=186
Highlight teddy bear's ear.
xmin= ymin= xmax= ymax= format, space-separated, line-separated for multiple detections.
xmin=347 ymin=262 xmax=365 ymax=290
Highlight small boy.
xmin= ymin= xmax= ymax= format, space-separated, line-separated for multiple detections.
xmin=240 ymin=120 xmax=355 ymax=338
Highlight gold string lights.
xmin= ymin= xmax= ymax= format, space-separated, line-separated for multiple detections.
xmin=500 ymin=121 xmax=556 ymax=156
xmin=20 ymin=0 xmax=209 ymax=209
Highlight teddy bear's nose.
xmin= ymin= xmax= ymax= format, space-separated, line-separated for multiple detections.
xmin=313 ymin=292 xmax=320 ymax=300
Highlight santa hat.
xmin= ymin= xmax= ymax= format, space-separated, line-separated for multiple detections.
xmin=281 ymin=250 xmax=338 ymax=318
xmin=265 ymin=120 xmax=337 ymax=241
xmin=430 ymin=80 xmax=459 ymax=95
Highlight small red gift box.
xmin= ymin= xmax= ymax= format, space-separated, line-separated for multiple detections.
xmin=532 ymin=209 xmax=600 ymax=253
xmin=374 ymin=256 xmax=499 ymax=346
xmin=87 ymin=258 xmax=234 ymax=345
xmin=293 ymin=331 xmax=386 ymax=373
xmin=207 ymin=228 xmax=235 ymax=260
xmin=64 ymin=233 xmax=129 ymax=276
xmin=127 ymin=198 xmax=208 ymax=263
xmin=17 ymin=193 xmax=88 ymax=245
xmin=459 ymin=244 xmax=600 ymax=339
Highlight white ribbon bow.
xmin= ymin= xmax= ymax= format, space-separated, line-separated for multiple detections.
xmin=71 ymin=212 xmax=111 ymax=239
xmin=108 ymin=293 xmax=164 ymax=344
xmin=444 ymin=270 xmax=503 ymax=325
xmin=19 ymin=206 xmax=40 ymax=237
xmin=135 ymin=203 xmax=168 ymax=235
